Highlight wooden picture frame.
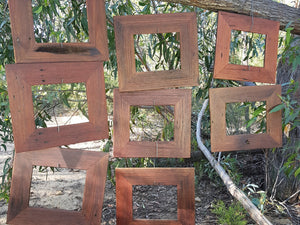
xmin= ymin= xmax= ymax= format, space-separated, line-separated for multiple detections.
xmin=7 ymin=147 xmax=108 ymax=225
xmin=6 ymin=62 xmax=108 ymax=153
xmin=116 ymin=168 xmax=195 ymax=225
xmin=113 ymin=88 xmax=191 ymax=158
xmin=214 ymin=11 xmax=279 ymax=83
xmin=209 ymin=85 xmax=282 ymax=152
xmin=114 ymin=12 xmax=199 ymax=92
xmin=8 ymin=0 xmax=108 ymax=63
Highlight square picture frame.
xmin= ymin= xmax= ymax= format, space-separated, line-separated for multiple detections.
xmin=209 ymin=85 xmax=282 ymax=152
xmin=8 ymin=0 xmax=108 ymax=63
xmin=7 ymin=147 xmax=108 ymax=225
xmin=114 ymin=12 xmax=199 ymax=92
xmin=113 ymin=88 xmax=191 ymax=158
xmin=6 ymin=62 xmax=108 ymax=153
xmin=214 ymin=11 xmax=279 ymax=83
xmin=116 ymin=168 xmax=195 ymax=225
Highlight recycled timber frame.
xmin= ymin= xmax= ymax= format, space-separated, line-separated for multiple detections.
xmin=6 ymin=62 xmax=108 ymax=153
xmin=113 ymin=88 xmax=191 ymax=158
xmin=7 ymin=148 xmax=108 ymax=225
xmin=214 ymin=11 xmax=279 ymax=83
xmin=114 ymin=12 xmax=199 ymax=92
xmin=116 ymin=168 xmax=195 ymax=225
xmin=8 ymin=0 xmax=108 ymax=63
xmin=209 ymin=85 xmax=282 ymax=152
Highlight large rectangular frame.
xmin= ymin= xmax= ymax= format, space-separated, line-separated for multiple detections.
xmin=114 ymin=12 xmax=199 ymax=92
xmin=214 ymin=11 xmax=279 ymax=83
xmin=8 ymin=0 xmax=108 ymax=63
xmin=116 ymin=168 xmax=195 ymax=225
xmin=7 ymin=147 xmax=108 ymax=225
xmin=209 ymin=85 xmax=282 ymax=152
xmin=6 ymin=62 xmax=108 ymax=153
xmin=113 ymin=88 xmax=191 ymax=158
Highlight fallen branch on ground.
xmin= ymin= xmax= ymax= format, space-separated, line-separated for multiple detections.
xmin=196 ymin=99 xmax=273 ymax=225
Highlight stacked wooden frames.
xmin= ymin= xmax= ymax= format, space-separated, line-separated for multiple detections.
xmin=7 ymin=1 xmax=109 ymax=224
xmin=210 ymin=85 xmax=282 ymax=152
xmin=211 ymin=11 xmax=282 ymax=152
xmin=116 ymin=168 xmax=195 ymax=225
xmin=8 ymin=0 xmax=108 ymax=63
xmin=7 ymin=148 xmax=108 ymax=225
xmin=6 ymin=62 xmax=108 ymax=153
xmin=214 ymin=11 xmax=280 ymax=83
xmin=114 ymin=12 xmax=199 ymax=92
xmin=114 ymin=12 xmax=197 ymax=224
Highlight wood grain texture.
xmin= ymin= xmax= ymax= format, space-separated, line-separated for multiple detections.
xmin=116 ymin=168 xmax=195 ymax=225
xmin=7 ymin=147 xmax=108 ymax=225
xmin=6 ymin=62 xmax=108 ymax=153
xmin=8 ymin=0 xmax=108 ymax=63
xmin=209 ymin=85 xmax=282 ymax=152
xmin=214 ymin=11 xmax=279 ymax=84
xmin=114 ymin=12 xmax=199 ymax=92
xmin=113 ymin=88 xmax=191 ymax=158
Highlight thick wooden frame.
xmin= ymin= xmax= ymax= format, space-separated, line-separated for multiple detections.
xmin=114 ymin=12 xmax=199 ymax=92
xmin=8 ymin=0 xmax=108 ymax=63
xmin=214 ymin=11 xmax=279 ymax=83
xmin=7 ymin=147 xmax=108 ymax=225
xmin=116 ymin=168 xmax=195 ymax=225
xmin=6 ymin=62 xmax=108 ymax=153
xmin=113 ymin=88 xmax=191 ymax=158
xmin=209 ymin=85 xmax=282 ymax=152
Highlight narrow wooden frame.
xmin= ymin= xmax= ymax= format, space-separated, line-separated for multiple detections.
xmin=214 ymin=11 xmax=279 ymax=83
xmin=114 ymin=12 xmax=199 ymax=92
xmin=113 ymin=88 xmax=191 ymax=158
xmin=209 ymin=85 xmax=282 ymax=152
xmin=116 ymin=168 xmax=195 ymax=225
xmin=6 ymin=62 xmax=108 ymax=153
xmin=8 ymin=0 xmax=108 ymax=63
xmin=7 ymin=147 xmax=108 ymax=225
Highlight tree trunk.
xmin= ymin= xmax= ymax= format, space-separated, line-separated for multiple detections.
xmin=158 ymin=0 xmax=300 ymax=35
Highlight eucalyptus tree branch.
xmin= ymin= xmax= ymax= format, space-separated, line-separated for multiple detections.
xmin=158 ymin=0 xmax=300 ymax=34
xmin=196 ymin=99 xmax=273 ymax=225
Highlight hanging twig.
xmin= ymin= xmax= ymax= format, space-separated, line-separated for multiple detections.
xmin=196 ymin=99 xmax=273 ymax=225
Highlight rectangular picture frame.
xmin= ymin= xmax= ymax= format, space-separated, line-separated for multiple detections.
xmin=7 ymin=147 xmax=108 ymax=225
xmin=114 ymin=12 xmax=199 ymax=92
xmin=214 ymin=11 xmax=279 ymax=83
xmin=113 ymin=88 xmax=191 ymax=158
xmin=6 ymin=62 xmax=108 ymax=153
xmin=116 ymin=168 xmax=195 ymax=225
xmin=8 ymin=0 xmax=108 ymax=63
xmin=209 ymin=85 xmax=282 ymax=152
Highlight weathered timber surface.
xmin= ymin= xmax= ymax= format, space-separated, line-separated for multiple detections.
xmin=158 ymin=0 xmax=300 ymax=35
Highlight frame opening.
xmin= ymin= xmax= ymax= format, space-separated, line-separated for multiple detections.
xmin=134 ymin=32 xmax=181 ymax=72
xmin=130 ymin=105 xmax=174 ymax=142
xmin=132 ymin=185 xmax=177 ymax=219
xmin=32 ymin=82 xmax=88 ymax=128
xmin=226 ymin=101 xmax=266 ymax=135
xmin=29 ymin=166 xmax=86 ymax=211
xmin=32 ymin=0 xmax=89 ymax=43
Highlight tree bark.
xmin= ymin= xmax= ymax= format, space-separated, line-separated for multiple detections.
xmin=158 ymin=0 xmax=300 ymax=34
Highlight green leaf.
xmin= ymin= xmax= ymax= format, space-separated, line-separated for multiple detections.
xmin=269 ymin=104 xmax=284 ymax=113
xmin=33 ymin=5 xmax=43 ymax=14
xmin=295 ymin=167 xmax=300 ymax=178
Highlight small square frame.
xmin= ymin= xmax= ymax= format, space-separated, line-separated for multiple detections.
xmin=116 ymin=168 xmax=195 ymax=225
xmin=6 ymin=62 xmax=108 ymax=153
xmin=213 ymin=11 xmax=279 ymax=83
xmin=114 ymin=12 xmax=199 ymax=92
xmin=209 ymin=85 xmax=282 ymax=152
xmin=7 ymin=147 xmax=108 ymax=224
xmin=8 ymin=0 xmax=108 ymax=63
xmin=113 ymin=88 xmax=191 ymax=158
